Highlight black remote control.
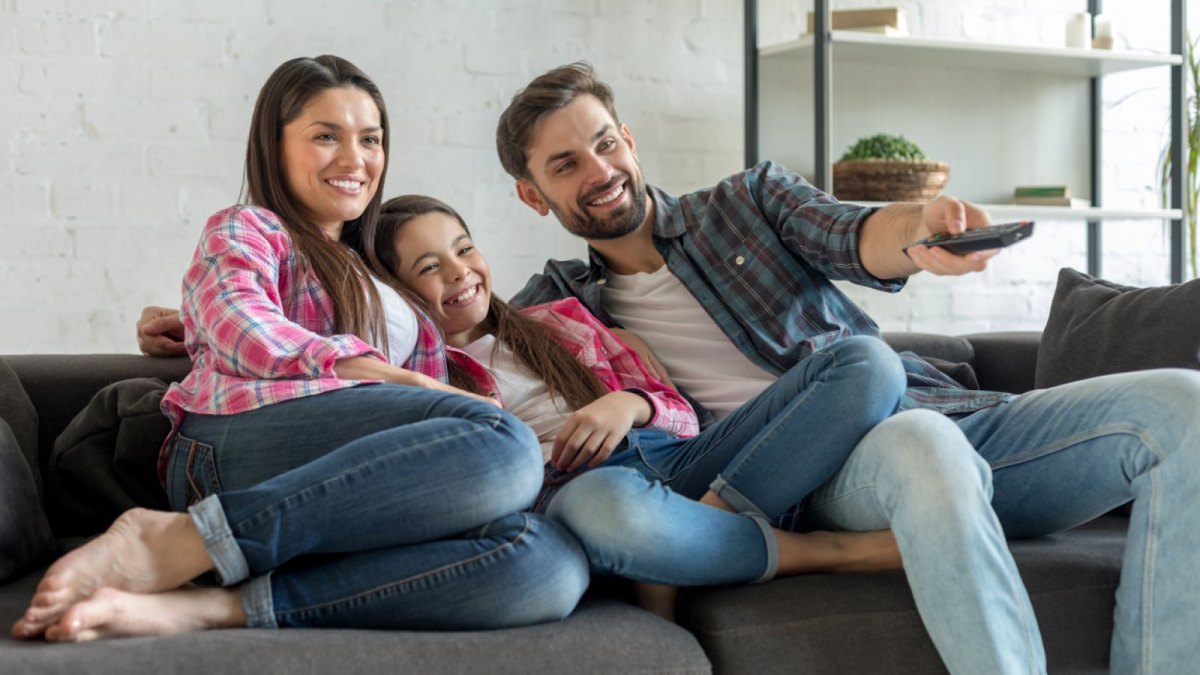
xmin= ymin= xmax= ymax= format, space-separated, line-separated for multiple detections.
xmin=904 ymin=220 xmax=1035 ymax=255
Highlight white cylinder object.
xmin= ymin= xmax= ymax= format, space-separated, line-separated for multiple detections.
xmin=1093 ymin=14 xmax=1115 ymax=49
xmin=1065 ymin=12 xmax=1091 ymax=49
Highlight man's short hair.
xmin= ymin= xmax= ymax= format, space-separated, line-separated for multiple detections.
xmin=496 ymin=62 xmax=619 ymax=180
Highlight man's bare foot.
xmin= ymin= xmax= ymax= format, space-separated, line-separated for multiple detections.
xmin=11 ymin=508 xmax=213 ymax=640
xmin=43 ymin=586 xmax=245 ymax=642
xmin=777 ymin=529 xmax=903 ymax=575
xmin=633 ymin=582 xmax=678 ymax=622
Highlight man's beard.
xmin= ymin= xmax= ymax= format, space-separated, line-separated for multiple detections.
xmin=547 ymin=172 xmax=649 ymax=241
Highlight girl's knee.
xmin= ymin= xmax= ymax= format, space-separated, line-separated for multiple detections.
xmin=546 ymin=468 xmax=663 ymax=556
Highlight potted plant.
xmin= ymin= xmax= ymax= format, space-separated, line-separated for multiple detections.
xmin=833 ymin=133 xmax=950 ymax=202
xmin=1159 ymin=33 xmax=1198 ymax=278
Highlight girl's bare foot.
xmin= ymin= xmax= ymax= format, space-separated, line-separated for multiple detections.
xmin=777 ymin=529 xmax=903 ymax=575
xmin=44 ymin=586 xmax=245 ymax=642
xmin=11 ymin=508 xmax=214 ymax=640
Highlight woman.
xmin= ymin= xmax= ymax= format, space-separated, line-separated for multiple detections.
xmin=11 ymin=56 xmax=587 ymax=642
xmin=367 ymin=195 xmax=904 ymax=617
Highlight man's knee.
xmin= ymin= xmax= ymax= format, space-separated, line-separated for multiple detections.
xmin=858 ymin=410 xmax=991 ymax=497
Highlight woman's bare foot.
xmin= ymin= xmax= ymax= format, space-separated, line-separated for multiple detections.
xmin=633 ymin=582 xmax=679 ymax=622
xmin=11 ymin=508 xmax=214 ymax=640
xmin=777 ymin=529 xmax=902 ymax=575
xmin=43 ymin=586 xmax=245 ymax=642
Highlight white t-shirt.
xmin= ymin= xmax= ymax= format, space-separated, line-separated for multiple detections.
xmin=462 ymin=334 xmax=571 ymax=463
xmin=602 ymin=267 xmax=775 ymax=420
xmin=370 ymin=276 xmax=419 ymax=367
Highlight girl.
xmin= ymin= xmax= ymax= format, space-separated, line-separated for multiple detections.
xmin=11 ymin=56 xmax=587 ymax=642
xmin=367 ymin=195 xmax=904 ymax=617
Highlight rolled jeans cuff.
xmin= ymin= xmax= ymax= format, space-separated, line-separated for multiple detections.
xmin=187 ymin=494 xmax=250 ymax=586
xmin=710 ymin=475 xmax=779 ymax=583
xmin=240 ymin=574 xmax=277 ymax=628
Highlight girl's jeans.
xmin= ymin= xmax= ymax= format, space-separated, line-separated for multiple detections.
xmin=165 ymin=384 xmax=588 ymax=630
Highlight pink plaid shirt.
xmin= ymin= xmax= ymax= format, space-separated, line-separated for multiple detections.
xmin=159 ymin=205 xmax=448 ymax=477
xmin=448 ymin=297 xmax=699 ymax=439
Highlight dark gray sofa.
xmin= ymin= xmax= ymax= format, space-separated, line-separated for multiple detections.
xmin=0 ymin=331 xmax=1124 ymax=674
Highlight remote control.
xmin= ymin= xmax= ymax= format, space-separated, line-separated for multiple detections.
xmin=904 ymin=220 xmax=1035 ymax=255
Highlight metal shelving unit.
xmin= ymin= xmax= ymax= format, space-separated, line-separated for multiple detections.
xmin=744 ymin=0 xmax=1189 ymax=281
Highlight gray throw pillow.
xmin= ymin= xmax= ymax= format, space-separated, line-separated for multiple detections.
xmin=1035 ymin=268 xmax=1200 ymax=389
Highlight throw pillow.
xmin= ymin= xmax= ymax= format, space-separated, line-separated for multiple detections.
xmin=47 ymin=378 xmax=172 ymax=538
xmin=1035 ymin=268 xmax=1200 ymax=388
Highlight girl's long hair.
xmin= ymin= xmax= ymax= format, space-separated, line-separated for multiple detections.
xmin=364 ymin=195 xmax=608 ymax=410
xmin=244 ymin=55 xmax=387 ymax=348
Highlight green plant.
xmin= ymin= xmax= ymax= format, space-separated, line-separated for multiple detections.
xmin=838 ymin=133 xmax=927 ymax=162
xmin=1159 ymin=33 xmax=1199 ymax=278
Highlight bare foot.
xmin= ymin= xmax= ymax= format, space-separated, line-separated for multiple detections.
xmin=777 ymin=529 xmax=903 ymax=576
xmin=633 ymin=582 xmax=678 ymax=622
xmin=11 ymin=508 xmax=213 ymax=640
xmin=43 ymin=586 xmax=245 ymax=642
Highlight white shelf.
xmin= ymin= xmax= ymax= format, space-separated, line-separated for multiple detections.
xmin=854 ymin=202 xmax=1182 ymax=221
xmin=760 ymin=32 xmax=1180 ymax=77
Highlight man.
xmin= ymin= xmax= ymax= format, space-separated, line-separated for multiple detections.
xmin=495 ymin=62 xmax=1200 ymax=674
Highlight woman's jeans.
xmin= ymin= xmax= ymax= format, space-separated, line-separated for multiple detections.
xmin=165 ymin=384 xmax=588 ymax=630
xmin=546 ymin=335 xmax=906 ymax=585
xmin=792 ymin=369 xmax=1200 ymax=675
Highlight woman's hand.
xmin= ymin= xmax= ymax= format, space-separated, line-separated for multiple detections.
xmin=610 ymin=327 xmax=674 ymax=387
xmin=551 ymin=391 xmax=651 ymax=472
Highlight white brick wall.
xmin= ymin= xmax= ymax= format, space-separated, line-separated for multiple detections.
xmin=0 ymin=0 xmax=1193 ymax=353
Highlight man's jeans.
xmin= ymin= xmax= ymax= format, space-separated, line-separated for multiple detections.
xmin=794 ymin=369 xmax=1200 ymax=675
xmin=165 ymin=384 xmax=588 ymax=630
xmin=547 ymin=335 xmax=906 ymax=585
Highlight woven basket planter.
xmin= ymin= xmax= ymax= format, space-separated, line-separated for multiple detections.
xmin=832 ymin=159 xmax=950 ymax=202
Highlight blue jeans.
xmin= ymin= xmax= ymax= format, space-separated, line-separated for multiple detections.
xmin=792 ymin=369 xmax=1200 ymax=675
xmin=165 ymin=384 xmax=589 ymax=630
xmin=546 ymin=336 xmax=906 ymax=585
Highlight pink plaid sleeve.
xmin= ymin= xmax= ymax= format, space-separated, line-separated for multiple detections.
xmin=525 ymin=299 xmax=700 ymax=439
xmin=183 ymin=207 xmax=380 ymax=380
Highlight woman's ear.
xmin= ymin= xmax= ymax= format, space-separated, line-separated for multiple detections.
xmin=516 ymin=180 xmax=551 ymax=216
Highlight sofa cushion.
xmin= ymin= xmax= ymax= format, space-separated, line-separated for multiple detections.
xmin=0 ymin=419 xmax=56 ymax=583
xmin=46 ymin=378 xmax=172 ymax=538
xmin=1036 ymin=268 xmax=1200 ymax=388
xmin=0 ymin=358 xmax=40 ymax=495
xmin=676 ymin=516 xmax=1125 ymax=674
xmin=0 ymin=573 xmax=710 ymax=675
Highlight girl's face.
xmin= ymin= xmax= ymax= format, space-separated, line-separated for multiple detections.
xmin=280 ymin=86 xmax=384 ymax=239
xmin=391 ymin=212 xmax=492 ymax=347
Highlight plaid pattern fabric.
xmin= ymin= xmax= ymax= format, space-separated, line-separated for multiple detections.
xmin=159 ymin=206 xmax=450 ymax=477
xmin=448 ymin=298 xmax=699 ymax=438
xmin=512 ymin=162 xmax=1012 ymax=420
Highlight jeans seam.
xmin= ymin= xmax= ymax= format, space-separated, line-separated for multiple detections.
xmin=985 ymin=423 xmax=1145 ymax=470
xmin=272 ymin=513 xmax=535 ymax=623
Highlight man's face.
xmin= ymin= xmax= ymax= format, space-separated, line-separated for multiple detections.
xmin=516 ymin=94 xmax=649 ymax=240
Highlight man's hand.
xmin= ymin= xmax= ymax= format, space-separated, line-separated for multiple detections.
xmin=610 ymin=327 xmax=674 ymax=387
xmin=859 ymin=196 xmax=999 ymax=280
xmin=903 ymin=196 xmax=999 ymax=276
xmin=551 ymin=391 xmax=651 ymax=473
xmin=136 ymin=306 xmax=187 ymax=357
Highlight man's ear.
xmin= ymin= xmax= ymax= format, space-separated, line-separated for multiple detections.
xmin=516 ymin=180 xmax=550 ymax=216
xmin=620 ymin=123 xmax=638 ymax=161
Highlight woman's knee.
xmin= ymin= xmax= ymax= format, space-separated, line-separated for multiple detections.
xmin=492 ymin=514 xmax=589 ymax=624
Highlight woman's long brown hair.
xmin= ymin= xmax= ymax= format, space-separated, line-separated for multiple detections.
xmin=244 ymin=55 xmax=386 ymax=349
xmin=363 ymin=195 xmax=608 ymax=410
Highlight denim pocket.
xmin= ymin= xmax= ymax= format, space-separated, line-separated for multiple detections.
xmin=167 ymin=434 xmax=222 ymax=509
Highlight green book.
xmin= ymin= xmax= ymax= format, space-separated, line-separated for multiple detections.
xmin=1014 ymin=185 xmax=1071 ymax=198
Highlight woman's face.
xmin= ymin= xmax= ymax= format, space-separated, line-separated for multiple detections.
xmin=391 ymin=212 xmax=492 ymax=347
xmin=280 ymin=86 xmax=384 ymax=239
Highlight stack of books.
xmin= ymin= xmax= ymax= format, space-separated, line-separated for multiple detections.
xmin=806 ymin=8 xmax=908 ymax=37
xmin=1012 ymin=186 xmax=1090 ymax=208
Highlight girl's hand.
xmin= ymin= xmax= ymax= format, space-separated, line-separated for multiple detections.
xmin=551 ymin=391 xmax=651 ymax=472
